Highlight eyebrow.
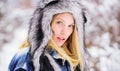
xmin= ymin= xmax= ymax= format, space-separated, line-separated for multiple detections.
xmin=56 ymin=17 xmax=75 ymax=25
xmin=56 ymin=18 xmax=65 ymax=23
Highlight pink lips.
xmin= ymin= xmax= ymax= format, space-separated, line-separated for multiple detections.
xmin=57 ymin=37 xmax=65 ymax=42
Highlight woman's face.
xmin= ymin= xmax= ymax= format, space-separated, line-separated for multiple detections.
xmin=51 ymin=13 xmax=75 ymax=47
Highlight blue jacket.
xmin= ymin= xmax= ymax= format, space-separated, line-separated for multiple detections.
xmin=8 ymin=47 xmax=75 ymax=71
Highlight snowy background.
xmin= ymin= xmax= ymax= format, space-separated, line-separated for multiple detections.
xmin=0 ymin=0 xmax=120 ymax=71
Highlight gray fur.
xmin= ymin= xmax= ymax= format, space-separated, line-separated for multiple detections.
xmin=28 ymin=0 xmax=89 ymax=71
xmin=45 ymin=53 xmax=61 ymax=71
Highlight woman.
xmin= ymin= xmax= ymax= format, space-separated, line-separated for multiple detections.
xmin=8 ymin=0 xmax=89 ymax=71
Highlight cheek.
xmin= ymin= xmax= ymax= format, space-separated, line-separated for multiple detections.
xmin=66 ymin=30 xmax=73 ymax=39
xmin=52 ymin=26 xmax=59 ymax=36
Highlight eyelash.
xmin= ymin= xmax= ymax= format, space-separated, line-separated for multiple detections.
xmin=57 ymin=21 xmax=62 ymax=24
xmin=56 ymin=21 xmax=74 ymax=28
xmin=68 ymin=25 xmax=74 ymax=28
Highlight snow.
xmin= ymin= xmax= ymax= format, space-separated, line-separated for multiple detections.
xmin=0 ymin=1 xmax=33 ymax=70
xmin=0 ymin=26 xmax=28 ymax=71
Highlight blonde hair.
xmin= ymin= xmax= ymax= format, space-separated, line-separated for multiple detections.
xmin=47 ymin=25 xmax=84 ymax=71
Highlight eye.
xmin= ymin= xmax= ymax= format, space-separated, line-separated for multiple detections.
xmin=56 ymin=21 xmax=62 ymax=24
xmin=68 ymin=24 xmax=74 ymax=28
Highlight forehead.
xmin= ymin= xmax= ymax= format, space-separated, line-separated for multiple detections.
xmin=53 ymin=12 xmax=74 ymax=21
xmin=55 ymin=12 xmax=73 ymax=17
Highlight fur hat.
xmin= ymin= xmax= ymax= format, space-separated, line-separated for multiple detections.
xmin=28 ymin=0 xmax=89 ymax=71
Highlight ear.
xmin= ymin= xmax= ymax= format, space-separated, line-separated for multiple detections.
xmin=38 ymin=0 xmax=82 ymax=9
xmin=38 ymin=0 xmax=59 ymax=8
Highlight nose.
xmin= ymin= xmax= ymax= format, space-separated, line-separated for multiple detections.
xmin=60 ymin=27 xmax=66 ymax=35
xmin=60 ymin=29 xmax=65 ymax=35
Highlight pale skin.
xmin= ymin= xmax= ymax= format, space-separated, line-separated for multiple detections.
xmin=51 ymin=12 xmax=75 ymax=47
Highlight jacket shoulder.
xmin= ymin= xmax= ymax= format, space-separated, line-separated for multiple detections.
xmin=8 ymin=47 xmax=31 ymax=71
